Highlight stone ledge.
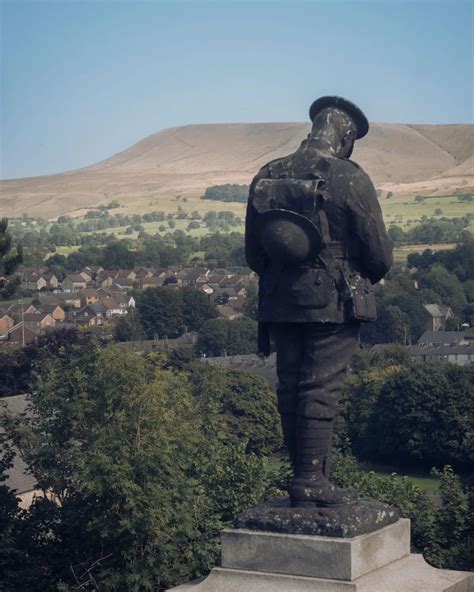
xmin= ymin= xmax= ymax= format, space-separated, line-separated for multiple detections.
xmin=221 ymin=518 xmax=410 ymax=581
xmin=167 ymin=556 xmax=474 ymax=592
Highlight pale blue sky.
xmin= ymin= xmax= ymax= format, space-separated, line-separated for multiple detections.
xmin=1 ymin=0 xmax=472 ymax=179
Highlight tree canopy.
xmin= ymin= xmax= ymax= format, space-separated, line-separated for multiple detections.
xmin=0 ymin=218 xmax=23 ymax=299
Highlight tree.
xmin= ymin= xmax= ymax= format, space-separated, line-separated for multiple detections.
xmin=462 ymin=279 xmax=474 ymax=303
xmin=181 ymin=287 xmax=218 ymax=332
xmin=197 ymin=317 xmax=257 ymax=357
xmin=189 ymin=361 xmax=282 ymax=456
xmin=339 ymin=347 xmax=473 ymax=470
xmin=45 ymin=253 xmax=67 ymax=268
xmin=200 ymin=232 xmax=246 ymax=267
xmin=387 ymin=293 xmax=430 ymax=342
xmin=136 ymin=287 xmax=184 ymax=338
xmin=0 ymin=346 xmax=273 ymax=590
xmin=0 ymin=218 xmax=23 ymax=299
xmin=114 ymin=310 xmax=144 ymax=342
xmin=0 ymin=328 xmax=93 ymax=397
xmin=226 ymin=316 xmax=258 ymax=355
xmin=360 ymin=304 xmax=407 ymax=345
xmin=370 ymin=363 xmax=474 ymax=468
xmin=202 ymin=184 xmax=249 ymax=203
xmin=417 ymin=265 xmax=467 ymax=314
xmin=101 ymin=240 xmax=136 ymax=269
xmin=196 ymin=318 xmax=229 ymax=356
xmin=387 ymin=225 xmax=405 ymax=244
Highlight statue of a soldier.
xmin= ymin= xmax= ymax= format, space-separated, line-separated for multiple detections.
xmin=245 ymin=96 xmax=393 ymax=508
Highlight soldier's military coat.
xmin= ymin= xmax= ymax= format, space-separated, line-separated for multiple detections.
xmin=245 ymin=138 xmax=393 ymax=326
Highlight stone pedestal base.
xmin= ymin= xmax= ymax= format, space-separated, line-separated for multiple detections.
xmin=167 ymin=519 xmax=473 ymax=592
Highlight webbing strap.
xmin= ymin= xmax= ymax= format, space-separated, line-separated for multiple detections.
xmin=318 ymin=208 xmax=332 ymax=245
xmin=316 ymin=208 xmax=352 ymax=301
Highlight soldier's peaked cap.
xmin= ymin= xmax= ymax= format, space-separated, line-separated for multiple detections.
xmin=309 ymin=96 xmax=369 ymax=139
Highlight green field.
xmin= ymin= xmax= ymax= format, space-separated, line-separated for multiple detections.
xmin=76 ymin=219 xmax=245 ymax=239
xmin=393 ymin=242 xmax=457 ymax=263
xmin=54 ymin=245 xmax=81 ymax=256
xmin=37 ymin=192 xmax=472 ymax=264
xmin=381 ymin=194 xmax=472 ymax=230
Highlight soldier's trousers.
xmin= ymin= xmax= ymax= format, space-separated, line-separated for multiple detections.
xmin=270 ymin=322 xmax=360 ymax=478
xmin=271 ymin=322 xmax=359 ymax=419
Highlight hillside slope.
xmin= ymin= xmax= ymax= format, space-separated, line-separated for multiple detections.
xmin=1 ymin=122 xmax=472 ymax=219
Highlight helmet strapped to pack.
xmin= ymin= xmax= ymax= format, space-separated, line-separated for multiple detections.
xmin=252 ymin=176 xmax=330 ymax=265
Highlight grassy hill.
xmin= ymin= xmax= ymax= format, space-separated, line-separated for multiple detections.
xmin=1 ymin=122 xmax=472 ymax=220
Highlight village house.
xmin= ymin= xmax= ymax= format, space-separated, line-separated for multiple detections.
xmin=95 ymin=271 xmax=116 ymax=288
xmin=99 ymin=296 xmax=131 ymax=318
xmin=73 ymin=303 xmax=106 ymax=327
xmin=197 ymin=283 xmax=214 ymax=296
xmin=86 ymin=265 xmax=104 ymax=276
xmin=79 ymin=289 xmax=102 ymax=307
xmin=135 ymin=268 xmax=155 ymax=280
xmin=218 ymin=274 xmax=245 ymax=290
xmin=22 ymin=312 xmax=56 ymax=330
xmin=37 ymin=304 xmax=66 ymax=322
xmin=62 ymin=274 xmax=88 ymax=292
xmin=0 ymin=314 xmax=15 ymax=338
xmin=32 ymin=293 xmax=82 ymax=310
xmin=141 ymin=276 xmax=166 ymax=289
xmin=217 ymin=304 xmax=242 ymax=320
xmin=42 ymin=272 xmax=60 ymax=290
xmin=417 ymin=330 xmax=471 ymax=347
xmin=5 ymin=302 xmax=38 ymax=317
xmin=407 ymin=343 xmax=474 ymax=366
xmin=114 ymin=275 xmax=136 ymax=289
xmin=78 ymin=270 xmax=93 ymax=283
xmin=1 ymin=395 xmax=38 ymax=508
xmin=423 ymin=303 xmax=454 ymax=332
xmin=8 ymin=322 xmax=40 ymax=345
xmin=402 ymin=330 xmax=474 ymax=367
xmin=96 ymin=285 xmax=126 ymax=299
xmin=22 ymin=271 xmax=48 ymax=292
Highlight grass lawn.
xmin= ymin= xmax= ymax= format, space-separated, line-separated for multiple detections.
xmin=53 ymin=245 xmax=81 ymax=256
xmin=374 ymin=471 xmax=440 ymax=493
xmin=0 ymin=295 xmax=33 ymax=307
xmin=360 ymin=463 xmax=440 ymax=493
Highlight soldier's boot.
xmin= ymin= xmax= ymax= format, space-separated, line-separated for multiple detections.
xmin=289 ymin=417 xmax=359 ymax=508
xmin=280 ymin=412 xmax=297 ymax=470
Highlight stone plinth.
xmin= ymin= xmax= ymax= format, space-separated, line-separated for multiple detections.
xmin=234 ymin=496 xmax=399 ymax=537
xmin=167 ymin=519 xmax=473 ymax=591
xmin=221 ymin=519 xmax=410 ymax=581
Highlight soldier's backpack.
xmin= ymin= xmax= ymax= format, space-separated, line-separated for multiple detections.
xmin=252 ymin=176 xmax=376 ymax=322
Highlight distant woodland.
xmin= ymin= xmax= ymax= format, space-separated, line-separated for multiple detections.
xmin=202 ymin=184 xmax=249 ymax=203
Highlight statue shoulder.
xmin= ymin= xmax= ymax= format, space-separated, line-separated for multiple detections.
xmin=250 ymin=156 xmax=286 ymax=191
xmin=336 ymin=156 xmax=364 ymax=173
xmin=334 ymin=157 xmax=373 ymax=183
